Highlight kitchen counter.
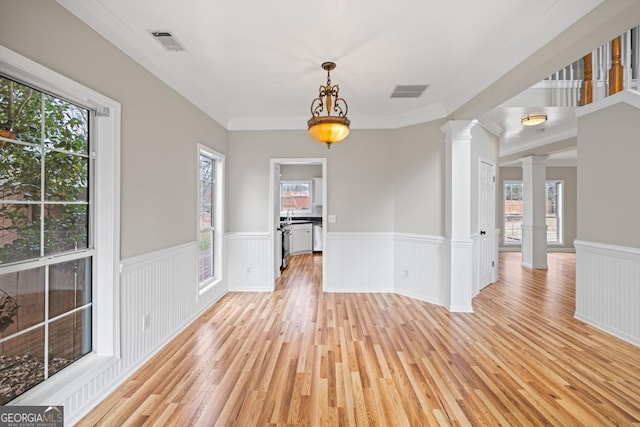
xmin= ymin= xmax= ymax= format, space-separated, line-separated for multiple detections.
xmin=280 ymin=216 xmax=322 ymax=224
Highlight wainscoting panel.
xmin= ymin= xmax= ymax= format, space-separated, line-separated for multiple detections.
xmin=119 ymin=242 xmax=200 ymax=365
xmin=575 ymin=240 xmax=640 ymax=347
xmin=57 ymin=241 xmax=226 ymax=424
xmin=471 ymin=234 xmax=480 ymax=297
xmin=227 ymin=232 xmax=272 ymax=291
xmin=393 ymin=234 xmax=445 ymax=305
xmin=325 ymin=233 xmax=394 ymax=292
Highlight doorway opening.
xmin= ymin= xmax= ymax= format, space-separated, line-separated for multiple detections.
xmin=269 ymin=158 xmax=327 ymax=291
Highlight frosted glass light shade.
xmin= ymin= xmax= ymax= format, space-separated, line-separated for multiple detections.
xmin=307 ymin=116 xmax=350 ymax=147
xmin=521 ymin=114 xmax=547 ymax=126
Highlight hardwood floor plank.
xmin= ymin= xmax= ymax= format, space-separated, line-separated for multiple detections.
xmin=78 ymin=252 xmax=640 ymax=426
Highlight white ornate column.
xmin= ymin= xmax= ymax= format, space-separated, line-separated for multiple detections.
xmin=441 ymin=120 xmax=476 ymax=312
xmin=521 ymin=155 xmax=548 ymax=269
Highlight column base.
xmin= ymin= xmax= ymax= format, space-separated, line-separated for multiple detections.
xmin=521 ymin=225 xmax=548 ymax=269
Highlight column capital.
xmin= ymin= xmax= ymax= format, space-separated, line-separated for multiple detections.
xmin=440 ymin=119 xmax=478 ymax=139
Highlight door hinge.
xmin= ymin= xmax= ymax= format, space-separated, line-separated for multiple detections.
xmin=492 ymin=261 xmax=495 ymax=267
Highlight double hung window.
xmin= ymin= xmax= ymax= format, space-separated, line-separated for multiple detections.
xmin=198 ymin=145 xmax=223 ymax=290
xmin=280 ymin=180 xmax=312 ymax=215
xmin=502 ymin=180 xmax=563 ymax=245
xmin=0 ymin=75 xmax=93 ymax=404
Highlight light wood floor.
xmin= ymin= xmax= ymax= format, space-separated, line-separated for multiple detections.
xmin=79 ymin=252 xmax=640 ymax=426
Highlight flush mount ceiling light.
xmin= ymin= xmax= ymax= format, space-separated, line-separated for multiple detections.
xmin=307 ymin=62 xmax=350 ymax=149
xmin=521 ymin=114 xmax=547 ymax=126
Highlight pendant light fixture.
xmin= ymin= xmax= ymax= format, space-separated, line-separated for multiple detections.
xmin=307 ymin=62 xmax=350 ymax=149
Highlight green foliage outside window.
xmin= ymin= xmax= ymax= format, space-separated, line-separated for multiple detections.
xmin=0 ymin=76 xmax=89 ymax=265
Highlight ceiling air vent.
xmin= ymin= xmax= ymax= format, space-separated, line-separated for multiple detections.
xmin=149 ymin=30 xmax=186 ymax=52
xmin=390 ymin=84 xmax=429 ymax=98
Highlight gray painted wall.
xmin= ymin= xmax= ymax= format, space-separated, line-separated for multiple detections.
xmin=227 ymin=122 xmax=450 ymax=235
xmin=227 ymin=129 xmax=396 ymax=233
xmin=0 ymin=0 xmax=228 ymax=259
xmin=577 ymin=102 xmax=640 ymax=248
xmin=280 ymin=164 xmax=322 ymax=180
xmin=498 ymin=166 xmax=577 ymax=251
xmin=392 ymin=121 xmax=446 ymax=236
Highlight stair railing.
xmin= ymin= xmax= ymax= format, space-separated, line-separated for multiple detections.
xmin=540 ymin=25 xmax=639 ymax=106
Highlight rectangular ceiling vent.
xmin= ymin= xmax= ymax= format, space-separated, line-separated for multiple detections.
xmin=390 ymin=84 xmax=429 ymax=98
xmin=149 ymin=30 xmax=186 ymax=52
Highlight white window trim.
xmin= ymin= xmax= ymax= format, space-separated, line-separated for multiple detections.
xmin=0 ymin=45 xmax=121 ymax=403
xmin=197 ymin=144 xmax=224 ymax=296
xmin=280 ymin=179 xmax=313 ymax=216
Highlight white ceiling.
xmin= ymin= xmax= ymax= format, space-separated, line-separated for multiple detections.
xmin=59 ymin=0 xmax=604 ymax=129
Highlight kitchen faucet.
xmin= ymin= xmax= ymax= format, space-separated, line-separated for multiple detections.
xmin=286 ymin=209 xmax=294 ymax=223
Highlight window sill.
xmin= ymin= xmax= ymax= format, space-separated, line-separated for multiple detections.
xmin=8 ymin=353 xmax=119 ymax=406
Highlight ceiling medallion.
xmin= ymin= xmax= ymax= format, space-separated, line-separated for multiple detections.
xmin=307 ymin=62 xmax=350 ymax=149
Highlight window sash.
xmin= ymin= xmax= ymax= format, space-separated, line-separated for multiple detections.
xmin=503 ymin=181 xmax=523 ymax=244
xmin=503 ymin=180 xmax=563 ymax=245
xmin=0 ymin=78 xmax=95 ymax=402
xmin=545 ymin=181 xmax=563 ymax=244
xmin=198 ymin=152 xmax=216 ymax=286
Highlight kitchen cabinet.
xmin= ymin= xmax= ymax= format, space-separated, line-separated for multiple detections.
xmin=313 ymin=178 xmax=323 ymax=206
xmin=290 ymin=223 xmax=312 ymax=254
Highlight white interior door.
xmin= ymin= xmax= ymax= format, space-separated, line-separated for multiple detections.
xmin=478 ymin=160 xmax=495 ymax=289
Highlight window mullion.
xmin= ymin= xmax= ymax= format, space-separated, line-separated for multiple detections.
xmin=41 ymin=92 xmax=49 ymax=380
xmin=40 ymin=92 xmax=46 ymax=259
xmin=43 ymin=265 xmax=50 ymax=380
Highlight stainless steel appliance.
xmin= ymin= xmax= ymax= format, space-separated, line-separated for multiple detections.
xmin=281 ymin=226 xmax=291 ymax=269
xmin=313 ymin=224 xmax=322 ymax=251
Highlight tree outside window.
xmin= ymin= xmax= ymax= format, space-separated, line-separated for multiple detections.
xmin=0 ymin=75 xmax=92 ymax=404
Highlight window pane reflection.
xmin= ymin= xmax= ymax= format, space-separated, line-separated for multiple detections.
xmin=0 ymin=326 xmax=45 ymax=405
xmin=0 ymin=267 xmax=44 ymax=339
xmin=48 ymin=307 xmax=91 ymax=376
xmin=49 ymin=258 xmax=91 ymax=318
xmin=44 ymin=204 xmax=88 ymax=255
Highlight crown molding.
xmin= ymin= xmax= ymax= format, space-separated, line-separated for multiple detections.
xmin=227 ymin=102 xmax=448 ymax=131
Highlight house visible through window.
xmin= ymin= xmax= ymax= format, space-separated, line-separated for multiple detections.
xmin=546 ymin=180 xmax=563 ymax=244
xmin=198 ymin=145 xmax=223 ymax=289
xmin=280 ymin=181 xmax=312 ymax=215
xmin=504 ymin=181 xmax=523 ymax=243
xmin=503 ymin=180 xmax=563 ymax=245
xmin=0 ymin=75 xmax=93 ymax=404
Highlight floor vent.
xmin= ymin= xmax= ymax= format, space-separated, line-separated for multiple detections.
xmin=149 ymin=30 xmax=187 ymax=52
xmin=390 ymin=84 xmax=429 ymax=98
